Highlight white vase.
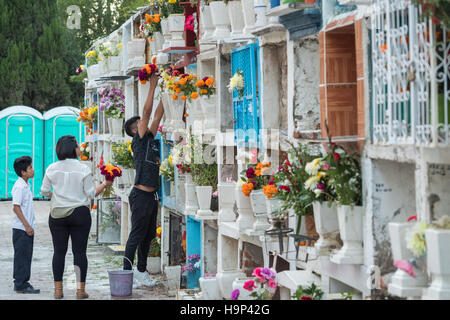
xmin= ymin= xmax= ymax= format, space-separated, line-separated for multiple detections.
xmin=216 ymin=269 xmax=246 ymax=300
xmin=266 ymin=198 xmax=284 ymax=219
xmin=200 ymin=5 xmax=215 ymax=41
xmin=153 ymin=32 xmax=165 ymax=53
xmin=218 ymin=182 xmax=236 ymax=222
xmin=387 ymin=222 xmax=427 ymax=298
xmin=196 ymin=186 xmax=213 ymax=216
xmin=330 ymin=205 xmax=364 ymax=265
xmin=134 ymin=38 xmax=146 ymax=56
xmin=227 ymin=1 xmax=245 ymax=37
xmin=147 ymin=256 xmax=161 ymax=274
xmin=423 ymin=229 xmax=450 ymax=300
xmin=254 ymin=0 xmax=267 ymax=27
xmin=149 ymin=39 xmax=157 ymax=56
xmin=313 ymin=201 xmax=341 ymax=256
xmin=87 ymin=64 xmax=101 ymax=81
xmin=160 ymin=18 xmax=171 ymax=51
xmin=232 ymin=277 xmax=256 ymax=300
xmin=200 ymin=95 xmax=217 ymax=132
xmin=250 ymin=190 xmax=270 ymax=231
xmin=165 ymin=265 xmax=181 ymax=296
xmin=168 ymin=14 xmax=185 ymax=47
xmin=98 ymin=60 xmax=107 ymax=76
xmin=185 ymin=177 xmax=199 ymax=215
xmin=161 ymin=92 xmax=174 ymax=131
xmin=108 ymin=118 xmax=123 ymax=136
xmin=199 ymin=277 xmax=221 ymax=300
xmin=170 ymin=95 xmax=186 ymax=130
xmin=107 ymin=56 xmax=121 ymax=75
xmin=210 ymin=1 xmax=231 ymax=40
xmin=235 ymin=185 xmax=254 ymax=231
xmin=241 ymin=0 xmax=256 ymax=34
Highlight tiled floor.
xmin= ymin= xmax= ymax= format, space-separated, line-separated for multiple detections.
xmin=0 ymin=201 xmax=173 ymax=300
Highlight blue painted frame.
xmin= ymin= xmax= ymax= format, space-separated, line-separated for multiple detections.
xmin=185 ymin=216 xmax=202 ymax=289
xmin=160 ymin=138 xmax=176 ymax=210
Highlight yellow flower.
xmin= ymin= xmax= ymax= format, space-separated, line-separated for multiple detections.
xmin=128 ymin=145 xmax=132 ymax=153
xmin=117 ymin=43 xmax=123 ymax=49
xmin=168 ymin=0 xmax=176 ymax=3
xmin=156 ymin=227 xmax=162 ymax=235
xmin=169 ymin=155 xmax=173 ymax=165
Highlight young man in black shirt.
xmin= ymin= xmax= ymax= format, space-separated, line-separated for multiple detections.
xmin=123 ymin=73 xmax=164 ymax=287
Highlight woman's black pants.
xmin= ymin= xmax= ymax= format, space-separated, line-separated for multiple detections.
xmin=49 ymin=206 xmax=92 ymax=282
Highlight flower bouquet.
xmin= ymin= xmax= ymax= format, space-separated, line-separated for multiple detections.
xmin=86 ymin=50 xmax=100 ymax=66
xmin=160 ymin=156 xmax=175 ymax=181
xmin=112 ymin=141 xmax=134 ymax=169
xmin=99 ymin=164 xmax=122 ymax=198
xmin=138 ymin=58 xmax=159 ymax=85
xmin=240 ymin=162 xmax=272 ymax=197
xmin=99 ymin=87 xmax=125 ymax=119
xmin=228 ymin=70 xmax=245 ymax=99
xmin=76 ymin=103 xmax=98 ymax=135
xmin=231 ymin=267 xmax=277 ymax=300
xmin=195 ymin=76 xmax=216 ymax=98
xmin=98 ymin=41 xmax=122 ymax=60
xmin=80 ymin=142 xmax=91 ymax=161
xmin=141 ymin=13 xmax=162 ymax=40
xmin=171 ymin=73 xmax=199 ymax=102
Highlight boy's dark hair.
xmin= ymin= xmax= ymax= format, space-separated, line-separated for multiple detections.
xmin=124 ymin=116 xmax=140 ymax=137
xmin=14 ymin=156 xmax=32 ymax=177
xmin=56 ymin=135 xmax=78 ymax=161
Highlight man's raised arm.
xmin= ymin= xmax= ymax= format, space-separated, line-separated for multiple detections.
xmin=138 ymin=74 xmax=159 ymax=139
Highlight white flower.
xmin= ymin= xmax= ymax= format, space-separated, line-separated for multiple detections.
xmin=305 ymin=158 xmax=321 ymax=176
xmin=85 ymin=146 xmax=90 ymax=153
xmin=227 ymin=71 xmax=244 ymax=93
xmin=305 ymin=175 xmax=320 ymax=191
xmin=314 ymin=189 xmax=323 ymax=198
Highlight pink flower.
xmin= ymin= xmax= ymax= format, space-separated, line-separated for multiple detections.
xmin=323 ymin=163 xmax=330 ymax=171
xmin=268 ymin=278 xmax=277 ymax=289
xmin=317 ymin=183 xmax=325 ymax=191
xmin=280 ymin=185 xmax=291 ymax=192
xmin=252 ymin=268 xmax=262 ymax=278
xmin=243 ymin=280 xmax=257 ymax=292
xmin=407 ymin=215 xmax=417 ymax=222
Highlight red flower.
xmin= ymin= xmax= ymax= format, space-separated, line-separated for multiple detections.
xmin=301 ymin=296 xmax=312 ymax=300
xmin=246 ymin=167 xmax=256 ymax=179
xmin=285 ymin=160 xmax=292 ymax=167
xmin=268 ymin=177 xmax=275 ymax=185
xmin=407 ymin=215 xmax=417 ymax=222
xmin=243 ymin=280 xmax=257 ymax=292
xmin=280 ymin=185 xmax=291 ymax=192
xmin=334 ymin=152 xmax=340 ymax=162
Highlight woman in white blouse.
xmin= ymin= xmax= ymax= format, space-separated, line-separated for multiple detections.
xmin=40 ymin=135 xmax=112 ymax=299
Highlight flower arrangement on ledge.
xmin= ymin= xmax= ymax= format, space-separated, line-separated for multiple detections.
xmin=76 ymin=103 xmax=98 ymax=135
xmin=99 ymin=87 xmax=125 ymax=119
xmin=160 ymin=155 xmax=175 ymax=181
xmin=98 ymin=41 xmax=122 ymax=60
xmin=171 ymin=73 xmax=199 ymax=102
xmin=292 ymin=283 xmax=324 ymax=300
xmin=141 ymin=13 xmax=161 ymax=41
xmin=80 ymin=142 xmax=91 ymax=161
xmin=231 ymin=267 xmax=278 ymax=301
xmin=196 ymin=76 xmax=216 ymax=98
xmin=240 ymin=162 xmax=272 ymax=197
xmin=112 ymin=141 xmax=134 ymax=169
xmin=182 ymin=254 xmax=201 ymax=274
xmin=70 ymin=65 xmax=87 ymax=83
xmin=86 ymin=50 xmax=100 ymax=66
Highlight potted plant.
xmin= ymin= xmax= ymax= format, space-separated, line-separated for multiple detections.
xmin=79 ymin=142 xmax=92 ymax=169
xmin=86 ymin=49 xmax=101 ymax=81
xmin=98 ymin=87 xmax=125 ymax=136
xmin=76 ymin=103 xmax=98 ymax=136
xmin=241 ymin=0 xmax=256 ymax=34
xmin=230 ymin=267 xmax=278 ymax=300
xmin=159 ymin=0 xmax=185 ymax=47
xmin=147 ymin=226 xmax=162 ymax=274
xmin=423 ymin=215 xmax=450 ymax=299
xmin=192 ymin=162 xmax=218 ymax=217
xmin=291 ymin=283 xmax=324 ymax=300
xmin=160 ymin=155 xmax=176 ymax=197
xmin=98 ymin=41 xmax=123 ymax=76
xmin=209 ymin=0 xmax=231 ymax=39
xmin=142 ymin=13 xmax=163 ymax=51
xmin=112 ymin=141 xmax=135 ymax=187
xmin=327 ymin=146 xmax=364 ymax=265
xmin=196 ymin=76 xmax=216 ymax=131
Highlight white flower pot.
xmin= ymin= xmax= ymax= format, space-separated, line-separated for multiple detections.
xmin=200 ymin=5 xmax=215 ymax=41
xmin=210 ymin=1 xmax=231 ymax=40
xmin=107 ymin=56 xmax=121 ymax=75
xmin=149 ymin=39 xmax=157 ymax=55
xmin=147 ymin=256 xmax=161 ymax=274
xmin=161 ymin=92 xmax=174 ymax=131
xmin=235 ymin=185 xmax=254 ymax=231
xmin=170 ymin=181 xmax=175 ymax=197
xmin=241 ymin=0 xmax=256 ymax=34
xmin=98 ymin=60 xmax=107 ymax=76
xmin=313 ymin=201 xmax=341 ymax=256
xmin=216 ymin=269 xmax=246 ymax=300
xmin=254 ymin=0 xmax=267 ymax=27
xmin=330 ymin=205 xmax=364 ymax=265
xmin=227 ymin=1 xmax=245 ymax=37
xmin=165 ymin=265 xmax=181 ymax=296
xmin=170 ymin=95 xmax=186 ymax=130
xmin=153 ymin=32 xmax=165 ymax=53
xmin=423 ymin=229 xmax=450 ymax=300
xmin=266 ymin=198 xmax=284 ymax=219
xmin=196 ymin=186 xmax=213 ymax=216
xmin=387 ymin=222 xmax=427 ymax=298
xmin=168 ymin=14 xmax=185 ymax=47
xmin=232 ymin=277 xmax=256 ymax=300
xmin=199 ymin=277 xmax=221 ymax=300
xmin=87 ymin=64 xmax=101 ymax=81
xmin=200 ymin=95 xmax=217 ymax=132
xmin=218 ymin=182 xmax=236 ymax=222
xmin=250 ymin=190 xmax=270 ymax=231
xmin=108 ymin=118 xmax=123 ymax=136
xmin=185 ymin=179 xmax=199 ymax=215
xmin=160 ymin=18 xmax=171 ymax=50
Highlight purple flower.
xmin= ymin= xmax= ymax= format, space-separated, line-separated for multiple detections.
xmin=260 ymin=268 xmax=276 ymax=280
xmin=231 ymin=289 xmax=240 ymax=300
xmin=317 ymin=183 xmax=325 ymax=191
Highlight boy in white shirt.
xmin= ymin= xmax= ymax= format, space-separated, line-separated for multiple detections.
xmin=11 ymin=156 xmax=40 ymax=294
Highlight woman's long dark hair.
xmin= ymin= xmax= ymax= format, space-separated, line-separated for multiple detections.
xmin=56 ymin=135 xmax=78 ymax=160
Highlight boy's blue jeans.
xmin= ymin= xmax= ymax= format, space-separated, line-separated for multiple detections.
xmin=13 ymin=228 xmax=34 ymax=290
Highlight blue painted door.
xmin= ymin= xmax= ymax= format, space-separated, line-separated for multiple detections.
xmin=231 ymin=43 xmax=260 ymax=145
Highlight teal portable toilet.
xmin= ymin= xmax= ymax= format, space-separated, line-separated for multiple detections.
xmin=0 ymin=106 xmax=44 ymax=199
xmin=43 ymin=106 xmax=85 ymax=172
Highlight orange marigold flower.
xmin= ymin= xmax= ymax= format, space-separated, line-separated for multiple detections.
xmin=180 ymin=95 xmax=187 ymax=101
xmin=256 ymin=163 xmax=264 ymax=169
xmin=196 ymin=80 xmax=205 ymax=87
xmin=145 ymin=14 xmax=151 ymax=23
xmin=140 ymin=80 xmax=147 ymax=85
xmin=152 ymin=57 xmax=157 ymax=64
xmin=263 ymin=184 xmax=278 ymax=199
xmin=191 ymin=92 xmax=199 ymax=99
xmin=200 ymin=89 xmax=208 ymax=95
xmin=172 ymin=94 xmax=178 ymax=100
xmin=176 ymin=88 xmax=181 ymax=94
xmin=205 ymin=78 xmax=214 ymax=87
xmin=184 ymin=113 xmax=189 ymax=118
xmin=179 ymin=78 xmax=187 ymax=85
xmin=242 ymin=183 xmax=254 ymax=197
xmin=153 ymin=15 xmax=160 ymax=23
xmin=255 ymin=169 xmax=261 ymax=177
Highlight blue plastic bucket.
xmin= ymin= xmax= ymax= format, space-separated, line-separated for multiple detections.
xmin=108 ymin=270 xmax=133 ymax=297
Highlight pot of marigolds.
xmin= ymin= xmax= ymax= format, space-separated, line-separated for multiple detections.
xmin=147 ymin=226 xmax=162 ymax=274
xmin=191 ymin=161 xmax=218 ymax=218
xmin=327 ymin=147 xmax=364 ymax=265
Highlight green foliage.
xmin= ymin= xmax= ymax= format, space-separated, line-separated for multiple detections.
xmin=191 ymin=162 xmax=218 ymax=190
xmin=149 ymin=237 xmax=161 ymax=257
xmin=112 ymin=141 xmax=134 ymax=169
xmin=292 ymin=283 xmax=324 ymax=300
xmin=413 ymin=0 xmax=450 ymax=29
xmin=340 ymin=291 xmax=354 ymax=300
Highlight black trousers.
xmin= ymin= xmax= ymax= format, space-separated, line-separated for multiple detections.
xmin=13 ymin=228 xmax=34 ymax=290
xmin=124 ymin=187 xmax=158 ymax=272
xmin=48 ymin=206 xmax=91 ymax=282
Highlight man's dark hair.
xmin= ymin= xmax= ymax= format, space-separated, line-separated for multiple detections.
xmin=124 ymin=116 xmax=140 ymax=137
xmin=56 ymin=135 xmax=78 ymax=161
xmin=14 ymin=156 xmax=32 ymax=177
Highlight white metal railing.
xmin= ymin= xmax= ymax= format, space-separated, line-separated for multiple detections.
xmin=371 ymin=0 xmax=449 ymax=146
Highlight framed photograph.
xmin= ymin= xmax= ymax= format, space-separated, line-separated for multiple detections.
xmin=97 ymin=197 xmax=122 ymax=244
